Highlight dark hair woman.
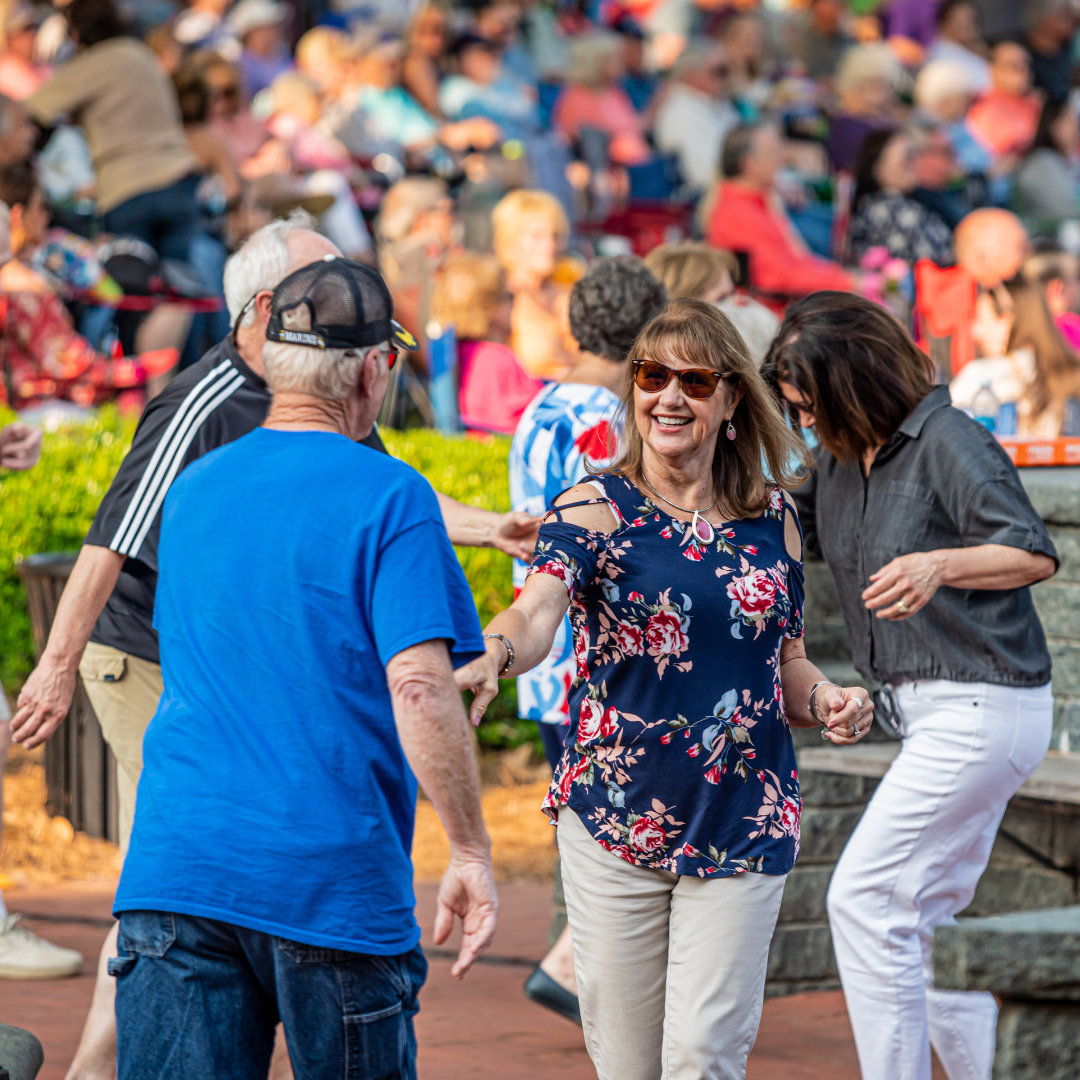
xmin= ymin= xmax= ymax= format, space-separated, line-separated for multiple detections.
xmin=848 ymin=127 xmax=954 ymax=265
xmin=26 ymin=0 xmax=200 ymax=262
xmin=468 ymin=297 xmax=874 ymax=1079
xmin=763 ymin=291 xmax=1058 ymax=1080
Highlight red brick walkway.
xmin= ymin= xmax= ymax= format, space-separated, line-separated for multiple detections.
xmin=0 ymin=881 xmax=943 ymax=1080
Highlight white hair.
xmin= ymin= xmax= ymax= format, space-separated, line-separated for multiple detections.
xmin=223 ymin=210 xmax=318 ymax=328
xmin=263 ymin=340 xmax=386 ymax=400
xmin=914 ymin=59 xmax=976 ymax=112
xmin=835 ymin=43 xmax=906 ymax=98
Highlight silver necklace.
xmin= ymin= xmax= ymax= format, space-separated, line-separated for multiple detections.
xmin=639 ymin=469 xmax=717 ymax=545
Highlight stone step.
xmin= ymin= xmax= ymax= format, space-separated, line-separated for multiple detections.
xmin=766 ymin=920 xmax=836 ymax=982
xmin=797 ymin=806 xmax=865 ymax=861
xmin=778 ymin=865 xmax=833 ymax=923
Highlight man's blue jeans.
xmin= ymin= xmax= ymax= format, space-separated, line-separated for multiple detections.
xmin=111 ymin=910 xmax=426 ymax=1080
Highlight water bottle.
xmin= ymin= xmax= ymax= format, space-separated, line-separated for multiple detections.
xmin=972 ymin=381 xmax=999 ymax=433
xmin=997 ymin=401 xmax=1018 ymax=436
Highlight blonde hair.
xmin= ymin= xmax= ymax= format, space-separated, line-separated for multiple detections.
xmin=566 ymin=31 xmax=622 ymax=86
xmin=432 ymin=253 xmax=506 ymax=340
xmin=491 ymin=189 xmax=570 ymax=270
xmin=265 ymin=72 xmax=319 ymax=116
xmin=295 ymin=26 xmax=358 ymax=75
xmin=604 ymin=298 xmax=808 ymax=519
xmin=835 ymin=43 xmax=906 ymax=98
xmin=377 ymin=177 xmax=449 ymax=243
xmin=644 ymin=242 xmax=738 ymax=300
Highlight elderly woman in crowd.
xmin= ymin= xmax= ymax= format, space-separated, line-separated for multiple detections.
xmin=493 ymin=188 xmax=582 ymax=379
xmin=766 ymin=293 xmax=1057 ymax=1080
xmin=465 ymin=297 xmax=872 ymax=1079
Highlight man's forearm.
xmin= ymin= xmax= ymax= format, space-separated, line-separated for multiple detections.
xmin=436 ymin=492 xmax=498 ymax=549
xmin=387 ymin=640 xmax=490 ymax=855
xmin=44 ymin=544 xmax=126 ymax=668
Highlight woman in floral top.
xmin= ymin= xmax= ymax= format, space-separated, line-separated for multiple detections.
xmin=457 ymin=298 xmax=874 ymax=1079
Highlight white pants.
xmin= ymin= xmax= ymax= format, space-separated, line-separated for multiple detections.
xmin=827 ymin=679 xmax=1053 ymax=1080
xmin=557 ymin=806 xmax=786 ymax=1080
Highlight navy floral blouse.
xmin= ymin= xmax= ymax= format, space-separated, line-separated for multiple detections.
xmin=529 ymin=473 xmax=805 ymax=878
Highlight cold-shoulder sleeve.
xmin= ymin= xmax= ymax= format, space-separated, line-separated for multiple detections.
xmin=526 ymin=520 xmax=605 ymax=601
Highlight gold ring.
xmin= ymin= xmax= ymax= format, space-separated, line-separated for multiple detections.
xmin=896 ymin=601 xmax=908 ymax=614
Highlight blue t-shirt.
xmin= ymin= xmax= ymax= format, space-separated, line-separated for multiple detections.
xmin=113 ymin=427 xmax=484 ymax=954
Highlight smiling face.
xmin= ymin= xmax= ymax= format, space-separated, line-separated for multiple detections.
xmin=634 ymin=352 xmax=744 ymax=469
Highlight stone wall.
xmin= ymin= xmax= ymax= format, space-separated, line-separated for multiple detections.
xmin=766 ymin=467 xmax=1080 ymax=997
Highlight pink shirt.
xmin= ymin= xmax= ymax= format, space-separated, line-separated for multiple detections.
xmin=552 ymin=84 xmax=651 ymax=166
xmin=458 ymin=339 xmax=544 ymax=435
xmin=0 ymin=52 xmax=50 ymax=101
xmin=1057 ymin=312 xmax=1080 ymax=353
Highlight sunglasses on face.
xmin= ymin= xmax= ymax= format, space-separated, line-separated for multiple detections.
xmin=631 ymin=358 xmax=736 ymax=400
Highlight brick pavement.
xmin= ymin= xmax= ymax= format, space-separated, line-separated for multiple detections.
xmin=0 ymin=880 xmax=944 ymax=1080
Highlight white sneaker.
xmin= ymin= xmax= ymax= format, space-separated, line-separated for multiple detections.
xmin=0 ymin=913 xmax=85 ymax=979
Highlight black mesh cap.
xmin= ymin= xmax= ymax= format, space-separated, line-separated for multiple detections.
xmin=266 ymin=256 xmax=419 ymax=352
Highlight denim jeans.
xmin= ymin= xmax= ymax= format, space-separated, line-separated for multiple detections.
xmin=101 ymin=174 xmax=200 ymax=262
xmin=111 ymin=910 xmax=426 ymax=1080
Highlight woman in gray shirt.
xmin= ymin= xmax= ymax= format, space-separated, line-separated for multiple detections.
xmin=764 ymin=292 xmax=1057 ymax=1080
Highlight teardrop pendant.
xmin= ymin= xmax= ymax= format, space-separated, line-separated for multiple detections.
xmin=691 ymin=509 xmax=714 ymax=545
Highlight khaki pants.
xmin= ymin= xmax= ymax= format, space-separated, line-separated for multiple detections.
xmin=79 ymin=642 xmax=162 ymax=857
xmin=557 ymin=806 xmax=786 ymax=1080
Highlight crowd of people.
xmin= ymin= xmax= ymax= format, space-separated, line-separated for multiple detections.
xmin=0 ymin=0 xmax=1077 ymax=1078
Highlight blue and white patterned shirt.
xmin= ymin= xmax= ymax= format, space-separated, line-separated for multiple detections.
xmin=509 ymin=382 xmax=620 ymax=723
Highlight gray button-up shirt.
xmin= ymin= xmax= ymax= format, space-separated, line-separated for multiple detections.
xmin=792 ymin=386 xmax=1057 ymax=688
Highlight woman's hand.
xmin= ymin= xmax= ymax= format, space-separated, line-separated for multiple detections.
xmin=862 ymin=551 xmax=947 ymax=620
xmin=454 ymin=639 xmax=507 ymax=726
xmin=815 ymin=684 xmax=874 ymax=744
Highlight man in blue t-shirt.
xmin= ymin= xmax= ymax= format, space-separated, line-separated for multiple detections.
xmin=110 ymin=257 xmax=497 ymax=1079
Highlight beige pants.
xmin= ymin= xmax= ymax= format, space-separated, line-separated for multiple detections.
xmin=79 ymin=641 xmax=162 ymax=857
xmin=557 ymin=806 xmax=786 ymax=1080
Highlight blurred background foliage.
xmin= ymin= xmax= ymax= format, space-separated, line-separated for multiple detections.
xmin=1 ymin=411 xmax=537 ymax=750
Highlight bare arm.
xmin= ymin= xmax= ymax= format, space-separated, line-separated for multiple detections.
xmin=386 ymin=639 xmax=497 ymax=978
xmin=435 ymin=491 xmax=540 ymax=561
xmin=11 ymin=544 xmax=125 ymax=747
xmin=0 ymin=422 xmax=42 ymax=470
xmin=863 ymin=545 xmax=1056 ymax=620
xmin=778 ymin=637 xmax=873 ymax=744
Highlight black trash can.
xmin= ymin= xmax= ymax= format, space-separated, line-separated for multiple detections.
xmin=15 ymin=553 xmax=119 ymax=843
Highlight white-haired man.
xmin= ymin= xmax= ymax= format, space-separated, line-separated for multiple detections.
xmin=109 ymin=257 xmax=496 ymax=1077
xmin=9 ymin=216 xmax=532 ymax=1077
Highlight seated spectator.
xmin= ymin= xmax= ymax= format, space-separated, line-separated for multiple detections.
xmin=172 ymin=0 xmax=235 ymax=58
xmin=1015 ymin=97 xmax=1080 ymax=232
xmin=294 ymin=26 xmax=359 ymax=104
xmin=377 ymin=176 xmax=456 ymax=343
xmin=493 ymin=188 xmax=582 ymax=379
xmin=708 ymin=122 xmax=852 ymax=297
xmin=914 ymin=59 xmax=991 ymax=181
xmin=614 ymin=17 xmax=657 ymax=114
xmin=0 ymin=93 xmax=37 ymax=167
xmin=28 ymin=0 xmax=200 ymax=264
xmin=850 ymin=128 xmax=954 ymax=265
xmin=431 ymin=251 xmax=542 ymax=434
xmin=826 ymin=44 xmax=903 ymax=172
xmin=439 ymin=32 xmax=538 ymax=140
xmin=966 ymin=41 xmax=1041 ymax=161
xmin=173 ymin=61 xmax=242 ymax=212
xmin=0 ymin=204 xmax=177 ymax=411
xmin=1024 ymin=247 xmax=1080 ymax=350
xmin=403 ymin=0 xmax=451 ymax=117
xmin=720 ymin=12 xmax=771 ymax=113
xmin=474 ymin=0 xmax=540 ymax=87
xmin=552 ymin=32 xmax=650 ymax=167
xmin=343 ymin=36 xmax=500 ymax=161
xmin=652 ymin=39 xmax=740 ymax=195
xmin=643 ymin=240 xmax=779 ymax=366
xmin=1025 ymin=0 xmax=1075 ymax=105
xmin=788 ymin=0 xmax=853 ymax=83
xmin=228 ymin=0 xmax=292 ymax=101
xmin=200 ymin=53 xmax=290 ymax=179
xmin=263 ymin=72 xmax=352 ymax=173
xmin=0 ymin=2 xmax=50 ymax=101
xmin=926 ymin=0 xmax=991 ymax=93
xmin=952 ymin=276 xmax=1080 ymax=436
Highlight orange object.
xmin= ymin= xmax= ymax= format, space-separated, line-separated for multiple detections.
xmin=996 ymin=436 xmax=1080 ymax=467
xmin=914 ymin=260 xmax=977 ymax=375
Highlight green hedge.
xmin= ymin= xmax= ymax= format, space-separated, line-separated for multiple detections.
xmin=1 ymin=413 xmax=534 ymax=749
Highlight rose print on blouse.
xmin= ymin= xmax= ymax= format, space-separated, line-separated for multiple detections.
xmin=716 ymin=554 xmax=792 ymax=640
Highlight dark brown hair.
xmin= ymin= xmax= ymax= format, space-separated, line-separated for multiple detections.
xmin=762 ymin=292 xmax=935 ymax=463
xmin=603 ymin=298 xmax=809 ymax=518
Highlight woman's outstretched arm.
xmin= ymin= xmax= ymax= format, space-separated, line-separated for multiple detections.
xmin=778 ymin=637 xmax=873 ymax=745
xmin=454 ymin=573 xmax=572 ymax=724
